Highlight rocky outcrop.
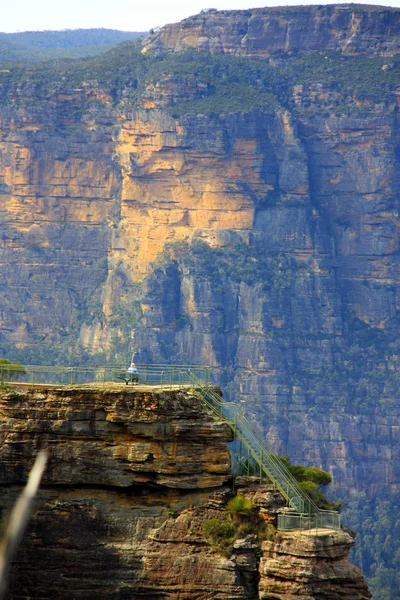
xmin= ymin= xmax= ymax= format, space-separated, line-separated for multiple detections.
xmin=259 ymin=529 xmax=370 ymax=600
xmin=0 ymin=385 xmax=232 ymax=489
xmin=0 ymin=385 xmax=369 ymax=599
xmin=143 ymin=5 xmax=400 ymax=58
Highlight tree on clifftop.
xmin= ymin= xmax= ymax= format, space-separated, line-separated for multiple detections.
xmin=0 ymin=359 xmax=26 ymax=385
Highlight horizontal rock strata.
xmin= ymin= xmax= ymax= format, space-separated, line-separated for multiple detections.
xmin=259 ymin=529 xmax=371 ymax=600
xmin=0 ymin=386 xmax=370 ymax=599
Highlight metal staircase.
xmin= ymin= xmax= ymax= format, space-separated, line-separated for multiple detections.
xmin=188 ymin=373 xmax=341 ymax=530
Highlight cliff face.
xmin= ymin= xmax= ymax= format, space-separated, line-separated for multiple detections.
xmin=143 ymin=5 xmax=400 ymax=57
xmin=0 ymin=103 xmax=116 ymax=347
xmin=0 ymin=385 xmax=370 ymax=599
xmin=126 ymin=106 xmax=400 ymax=493
xmin=0 ymin=6 xmax=400 ymax=591
xmin=259 ymin=529 xmax=370 ymax=600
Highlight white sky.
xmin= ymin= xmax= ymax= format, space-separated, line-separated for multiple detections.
xmin=1 ymin=0 xmax=400 ymax=33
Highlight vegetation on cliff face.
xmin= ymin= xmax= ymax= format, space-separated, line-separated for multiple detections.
xmin=151 ymin=50 xmax=400 ymax=116
xmin=0 ymin=37 xmax=399 ymax=116
xmin=203 ymin=495 xmax=273 ymax=558
xmin=161 ymin=239 xmax=300 ymax=290
xmin=343 ymin=490 xmax=400 ymax=600
xmin=279 ymin=457 xmax=342 ymax=511
xmin=153 ymin=238 xmax=400 ymax=414
xmin=294 ymin=311 xmax=400 ymax=413
xmin=141 ymin=239 xmax=400 ymax=411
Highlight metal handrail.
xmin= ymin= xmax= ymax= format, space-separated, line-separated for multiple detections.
xmin=0 ymin=364 xmax=211 ymax=387
xmin=187 ymin=374 xmax=340 ymax=530
xmin=189 ymin=379 xmax=308 ymax=512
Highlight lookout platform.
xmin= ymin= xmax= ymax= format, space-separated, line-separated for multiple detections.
xmin=0 ymin=363 xmax=341 ymax=532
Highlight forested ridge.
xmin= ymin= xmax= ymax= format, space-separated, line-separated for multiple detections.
xmin=0 ymin=28 xmax=146 ymax=63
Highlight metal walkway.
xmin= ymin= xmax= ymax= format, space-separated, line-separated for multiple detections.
xmin=1 ymin=363 xmax=340 ymax=530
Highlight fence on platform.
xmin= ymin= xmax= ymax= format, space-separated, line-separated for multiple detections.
xmin=277 ymin=511 xmax=341 ymax=531
xmin=0 ymin=364 xmax=210 ymax=388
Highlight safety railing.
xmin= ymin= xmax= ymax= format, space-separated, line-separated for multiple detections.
xmin=278 ymin=510 xmax=342 ymax=531
xmin=186 ymin=373 xmax=341 ymax=531
xmin=0 ymin=364 xmax=210 ymax=388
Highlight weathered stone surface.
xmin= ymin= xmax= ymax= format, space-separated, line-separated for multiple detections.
xmin=0 ymin=386 xmax=369 ymax=600
xmin=0 ymin=386 xmax=232 ymax=489
xmin=143 ymin=5 xmax=400 ymax=58
xmin=259 ymin=530 xmax=371 ymax=600
xmin=237 ymin=483 xmax=286 ymax=516
xmin=137 ymin=509 xmax=259 ymax=599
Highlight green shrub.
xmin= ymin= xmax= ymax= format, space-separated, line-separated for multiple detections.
xmin=303 ymin=466 xmax=332 ymax=486
xmin=235 ymin=520 xmax=257 ymax=537
xmin=203 ymin=519 xmax=235 ymax=539
xmin=226 ymin=495 xmax=253 ymax=516
xmin=0 ymin=359 xmax=26 ymax=383
xmin=279 ymin=456 xmax=341 ymax=511
xmin=280 ymin=458 xmax=332 ymax=486
xmin=203 ymin=518 xmax=235 ymax=556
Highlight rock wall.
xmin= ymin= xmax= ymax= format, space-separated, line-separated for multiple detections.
xmin=0 ymin=104 xmax=117 ymax=347
xmin=143 ymin=5 xmax=400 ymax=57
xmin=0 ymin=385 xmax=370 ymax=599
xmin=0 ymin=2 xmax=399 ymax=534
xmin=259 ymin=529 xmax=370 ymax=600
xmin=129 ymin=106 xmax=400 ymax=494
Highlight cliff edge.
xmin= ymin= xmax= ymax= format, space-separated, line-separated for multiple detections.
xmin=143 ymin=4 xmax=400 ymax=57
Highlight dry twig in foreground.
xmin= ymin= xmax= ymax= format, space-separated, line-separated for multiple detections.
xmin=0 ymin=451 xmax=48 ymax=599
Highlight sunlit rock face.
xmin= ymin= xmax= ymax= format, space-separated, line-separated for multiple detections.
xmin=259 ymin=529 xmax=371 ymax=600
xmin=142 ymin=5 xmax=400 ymax=58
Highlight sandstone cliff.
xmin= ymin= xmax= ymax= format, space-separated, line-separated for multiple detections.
xmin=0 ymin=385 xmax=369 ymax=599
xmin=0 ymin=5 xmax=400 ymax=595
xmin=143 ymin=4 xmax=400 ymax=57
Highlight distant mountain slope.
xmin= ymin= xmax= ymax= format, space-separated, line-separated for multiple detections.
xmin=0 ymin=28 xmax=147 ymax=63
